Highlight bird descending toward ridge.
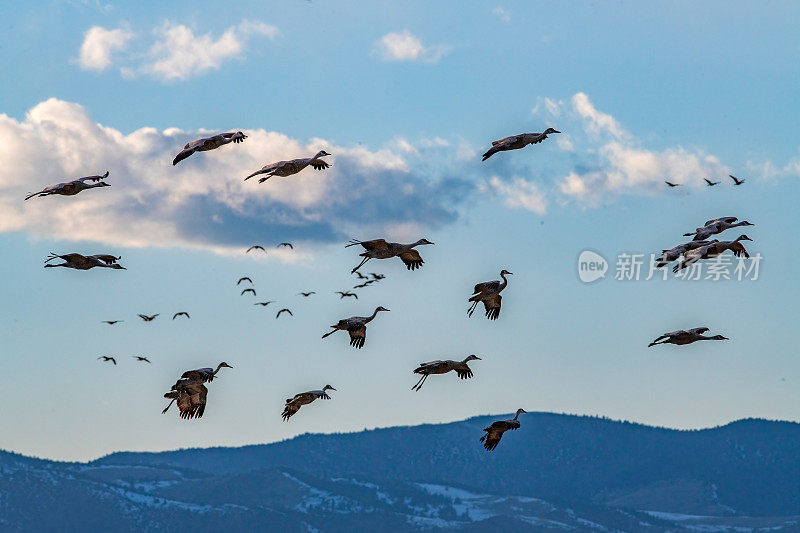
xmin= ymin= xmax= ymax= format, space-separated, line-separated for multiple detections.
xmin=321 ymin=306 xmax=389 ymax=349
xmin=704 ymin=178 xmax=720 ymax=186
xmin=162 ymin=362 xmax=232 ymax=419
xmin=276 ymin=308 xmax=293 ymax=319
xmin=25 ymin=172 xmax=110 ymax=201
xmin=480 ymin=409 xmax=526 ymax=451
xmin=237 ymin=277 xmax=253 ymax=285
xmin=664 ymin=181 xmax=682 ymax=187
xmin=298 ymin=292 xmax=316 ymax=297
xmin=648 ymin=327 xmax=729 ymax=347
xmin=282 ymin=385 xmax=335 ymax=421
xmin=241 ymin=288 xmax=256 ymax=296
xmin=729 ymin=175 xmax=745 ymax=186
xmin=278 ymin=242 xmax=294 ymax=249
xmin=481 ymin=128 xmax=560 ymax=161
xmin=102 ymin=320 xmax=123 ymax=325
xmin=684 ymin=217 xmax=754 ymax=241
xmin=138 ymin=314 xmax=159 ymax=322
xmin=132 ymin=356 xmax=151 ymax=363
xmin=468 ymin=270 xmax=512 ymax=320
xmin=244 ymin=151 xmax=332 ymax=183
xmin=98 ymin=356 xmax=117 ymax=365
xmin=44 ymin=253 xmax=125 ymax=270
xmin=246 ymin=245 xmax=266 ymax=254
xmin=336 ymin=291 xmax=358 ymax=299
xmin=412 ymin=355 xmax=481 ymax=391
xmin=172 ymin=131 xmax=247 ymax=165
xmin=172 ymin=312 xmax=190 ymax=320
xmin=346 ymin=238 xmax=434 ymax=273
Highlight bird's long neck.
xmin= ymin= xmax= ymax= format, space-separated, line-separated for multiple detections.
xmin=311 ymin=151 xmax=324 ymax=161
xmin=213 ymin=363 xmax=224 ymax=375
xmin=499 ymin=272 xmax=509 ymax=291
xmin=512 ymin=411 xmax=521 ymax=421
xmin=365 ymin=308 xmax=381 ymax=322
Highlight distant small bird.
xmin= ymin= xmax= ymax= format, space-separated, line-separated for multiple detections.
xmin=347 ymin=238 xmax=434 ymax=273
xmin=282 ymin=385 xmax=335 ymax=421
xmin=664 ymin=181 xmax=681 ymax=187
xmin=480 ymin=409 xmax=526 ymax=451
xmin=336 ymin=291 xmax=358 ymax=299
xmin=44 ymin=253 xmax=125 ymax=270
xmin=412 ymin=355 xmax=481 ymax=391
xmin=482 ymin=129 xmax=560 ymax=161
xmin=172 ymin=131 xmax=247 ymax=165
xmin=237 ymin=277 xmax=253 ymax=285
xmin=298 ymin=292 xmax=316 ymax=297
xmin=468 ymin=270 xmax=512 ymax=320
xmin=102 ymin=320 xmax=123 ymax=325
xmin=172 ymin=312 xmax=190 ymax=320
xmin=354 ymin=280 xmax=377 ymax=289
xmin=241 ymin=288 xmax=256 ymax=296
xmin=278 ymin=242 xmax=294 ymax=249
xmin=354 ymin=272 xmax=369 ymax=280
xmin=25 ymin=172 xmax=110 ymax=200
xmin=138 ymin=314 xmax=159 ymax=322
xmin=246 ymin=245 xmax=266 ymax=254
xmin=648 ymin=327 xmax=728 ymax=347
xmin=276 ymin=308 xmax=293 ymax=319
xmin=369 ymin=273 xmax=385 ymax=280
xmin=244 ymin=151 xmax=332 ymax=183
xmin=132 ymin=356 xmax=151 ymax=363
xmin=321 ymin=306 xmax=389 ymax=349
xmin=729 ymin=175 xmax=745 ymax=186
xmin=98 ymin=356 xmax=117 ymax=365
xmin=704 ymin=178 xmax=720 ymax=186
xmin=254 ymin=301 xmax=275 ymax=307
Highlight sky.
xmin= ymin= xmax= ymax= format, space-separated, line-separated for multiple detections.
xmin=1 ymin=1 xmax=799 ymax=462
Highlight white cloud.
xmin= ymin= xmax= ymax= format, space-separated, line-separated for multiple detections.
xmin=492 ymin=7 xmax=511 ymax=23
xmin=78 ymin=26 xmax=133 ymax=71
xmin=571 ymin=92 xmax=627 ymax=140
xmin=373 ymin=31 xmax=449 ymax=63
xmin=482 ymin=176 xmax=547 ymax=214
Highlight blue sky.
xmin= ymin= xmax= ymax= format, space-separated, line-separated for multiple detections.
xmin=1 ymin=1 xmax=799 ymax=461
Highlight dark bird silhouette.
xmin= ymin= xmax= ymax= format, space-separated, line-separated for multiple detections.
xmin=336 ymin=291 xmax=358 ymax=299
xmin=278 ymin=242 xmax=293 ymax=249
xmin=44 ymin=253 xmax=125 ymax=270
xmin=347 ymin=238 xmax=434 ymax=273
xmin=246 ymin=245 xmax=266 ymax=254
xmin=729 ymin=175 xmax=745 ymax=186
xmin=138 ymin=314 xmax=159 ymax=322
xmin=468 ymin=270 xmax=512 ymax=320
xmin=480 ymin=409 xmax=526 ymax=451
xmin=648 ymin=327 xmax=728 ymax=347
xmin=673 ymin=235 xmax=752 ymax=272
xmin=237 ymin=277 xmax=253 ymax=285
xmin=132 ymin=356 xmax=151 ymax=363
xmin=172 ymin=312 xmax=190 ymax=320
xmin=276 ymin=308 xmax=293 ymax=318
xmin=664 ymin=181 xmax=681 ymax=187
xmin=172 ymin=132 xmax=246 ymax=165
xmin=369 ymin=273 xmax=386 ymax=280
xmin=241 ymin=288 xmax=256 ymax=296
xmin=321 ymin=306 xmax=389 ymax=349
xmin=354 ymin=280 xmax=377 ymax=289
xmin=654 ymin=239 xmax=717 ymax=269
xmin=412 ymin=355 xmax=481 ymax=391
xmin=244 ymin=152 xmax=332 ymax=183
xmin=354 ymin=272 xmax=369 ymax=280
xmin=25 ymin=172 xmax=110 ymax=200
xmin=98 ymin=356 xmax=117 ymax=365
xmin=298 ymin=292 xmax=316 ymax=297
xmin=162 ymin=362 xmax=232 ymax=419
xmin=704 ymin=178 xmax=720 ymax=186
xmin=102 ymin=320 xmax=123 ymax=325
xmin=254 ymin=301 xmax=275 ymax=306
xmin=282 ymin=385 xmax=335 ymax=421
xmin=482 ymin=129 xmax=560 ymax=161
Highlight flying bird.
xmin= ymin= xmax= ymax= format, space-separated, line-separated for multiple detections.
xmin=97 ymin=356 xmax=117 ymax=365
xmin=354 ymin=280 xmax=377 ymax=289
xmin=172 ymin=312 xmax=190 ymax=320
xmin=25 ymin=172 xmax=110 ymax=201
xmin=172 ymin=131 xmax=247 ymax=165
xmin=346 ymin=238 xmax=434 ymax=273
xmin=298 ymin=292 xmax=316 ymax=297
xmin=241 ymin=288 xmax=256 ymax=296
xmin=276 ymin=308 xmax=293 ymax=319
xmin=138 ymin=314 xmax=159 ymax=322
xmin=354 ymin=272 xmax=369 ymax=280
xmin=369 ymin=273 xmax=386 ymax=280
xmin=468 ymin=270 xmax=512 ymax=320
xmin=673 ymin=235 xmax=752 ymax=272
xmin=729 ymin=175 xmax=745 ymax=186
xmin=44 ymin=253 xmax=125 ymax=270
xmin=102 ymin=320 xmax=123 ymax=325
xmin=237 ymin=277 xmax=253 ymax=285
xmin=321 ymin=306 xmax=389 ymax=349
xmin=278 ymin=242 xmax=294 ymax=249
xmin=132 ymin=356 xmax=151 ymax=363
xmin=162 ymin=362 xmax=233 ymax=419
xmin=336 ymin=291 xmax=358 ymax=299
xmin=254 ymin=301 xmax=275 ymax=307
xmin=664 ymin=181 xmax=682 ymax=187
xmin=648 ymin=327 xmax=728 ymax=347
xmin=654 ymin=240 xmax=717 ymax=269
xmin=480 ymin=409 xmax=526 ymax=451
xmin=481 ymin=129 xmax=560 ymax=161
xmin=282 ymin=385 xmax=335 ymax=421
xmin=704 ymin=178 xmax=720 ymax=186
xmin=244 ymin=151 xmax=332 ymax=183
xmin=683 ymin=217 xmax=754 ymax=241
xmin=246 ymin=245 xmax=266 ymax=254
xmin=412 ymin=355 xmax=481 ymax=391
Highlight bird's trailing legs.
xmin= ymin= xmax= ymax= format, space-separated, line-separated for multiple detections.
xmin=351 ymin=256 xmax=370 ymax=274
xmin=162 ymin=397 xmax=176 ymax=414
xmin=321 ymin=327 xmax=339 ymax=339
xmin=467 ymin=301 xmax=479 ymax=317
xmin=412 ymin=374 xmax=428 ymax=391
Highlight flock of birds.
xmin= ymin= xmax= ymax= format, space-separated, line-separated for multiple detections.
xmin=25 ymin=124 xmax=753 ymax=452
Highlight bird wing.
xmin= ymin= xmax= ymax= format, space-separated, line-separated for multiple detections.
xmin=282 ymin=400 xmax=302 ymax=421
xmin=309 ymin=160 xmax=330 ymax=171
xmin=455 ymin=364 xmax=474 ymax=379
xmin=491 ymin=135 xmax=518 ymax=147
xmin=480 ymin=427 xmax=505 ymax=451
xmin=172 ymin=146 xmax=198 ymax=166
xmin=415 ymin=360 xmax=446 ymax=372
xmin=348 ymin=326 xmax=367 ymax=349
xmin=399 ymin=249 xmax=424 ymax=270
xmin=352 ymin=239 xmax=389 ymax=251
xmin=704 ymin=217 xmax=737 ymax=226
xmin=730 ymin=242 xmax=750 ymax=258
xmin=482 ymin=293 xmax=503 ymax=320
xmin=244 ymin=161 xmax=284 ymax=180
xmin=90 ymin=255 xmax=120 ymax=265
xmin=688 ymin=327 xmax=710 ymax=335
xmin=473 ymin=280 xmax=500 ymax=294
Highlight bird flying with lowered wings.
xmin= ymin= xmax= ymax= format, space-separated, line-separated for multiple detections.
xmin=44 ymin=253 xmax=125 ymax=270
xmin=346 ymin=238 xmax=434 ymax=273
xmin=172 ymin=131 xmax=247 ymax=165
xmin=480 ymin=409 xmax=526 ymax=451
xmin=25 ymin=172 xmax=110 ymax=201
xmin=244 ymin=151 xmax=331 ymax=183
xmin=481 ymin=129 xmax=560 ymax=161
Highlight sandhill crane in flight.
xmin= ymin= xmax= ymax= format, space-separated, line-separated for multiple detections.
xmin=241 ymin=288 xmax=256 ymax=296
xmin=162 ymin=362 xmax=232 ymax=418
xmin=282 ymin=385 xmax=335 ymax=421
xmin=237 ymin=277 xmax=253 ymax=285
xmin=138 ymin=314 xmax=159 ymax=322
xmin=704 ymin=178 xmax=720 ymax=186
xmin=412 ymin=355 xmax=481 ymax=391
xmin=468 ymin=270 xmax=512 ymax=320
xmin=254 ymin=301 xmax=275 ymax=307
xmin=321 ymin=306 xmax=389 ymax=349
xmin=133 ymin=356 xmax=151 ymax=363
xmin=369 ymin=273 xmax=386 ymax=280
xmin=278 ymin=242 xmax=294 ymax=249
xmin=25 ymin=172 xmax=110 ymax=200
xmin=246 ymin=245 xmax=266 ymax=254
xmin=654 ymin=240 xmax=717 ymax=269
xmin=276 ymin=308 xmax=293 ymax=319
xmin=664 ymin=181 xmax=681 ymax=187
xmin=298 ymin=292 xmax=316 ymax=297
xmin=102 ymin=320 xmax=123 ymax=325
xmin=481 ymin=129 xmax=560 ymax=161
xmin=346 ymin=238 xmax=434 ymax=273
xmin=648 ymin=328 xmax=728 ymax=347
xmin=244 ymin=151 xmax=332 ymax=183
xmin=729 ymin=175 xmax=745 ymax=186
xmin=44 ymin=253 xmax=125 ymax=270
xmin=336 ymin=291 xmax=358 ymax=299
xmin=172 ymin=312 xmax=190 ymax=320
xmin=354 ymin=280 xmax=377 ymax=289
xmin=480 ymin=409 xmax=526 ymax=451
xmin=98 ymin=356 xmax=117 ymax=365
xmin=172 ymin=131 xmax=247 ymax=165
xmin=684 ymin=217 xmax=754 ymax=241
xmin=673 ymin=235 xmax=752 ymax=272
xmin=354 ymin=272 xmax=369 ymax=280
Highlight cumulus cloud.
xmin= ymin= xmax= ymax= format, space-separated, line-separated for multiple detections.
xmin=78 ymin=26 xmax=133 ymax=71
xmin=0 ymin=99 xmax=471 ymax=256
xmin=481 ymin=176 xmax=547 ymax=214
xmin=373 ymin=31 xmax=449 ymax=63
xmin=492 ymin=7 xmax=511 ymax=23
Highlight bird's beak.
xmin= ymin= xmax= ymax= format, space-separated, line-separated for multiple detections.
xmin=330 ymin=387 xmax=337 ymax=391
xmin=475 ymin=356 xmax=482 ymax=360
xmin=553 ymin=130 xmax=561 ymax=134
xmin=507 ymin=272 xmax=514 ymax=275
